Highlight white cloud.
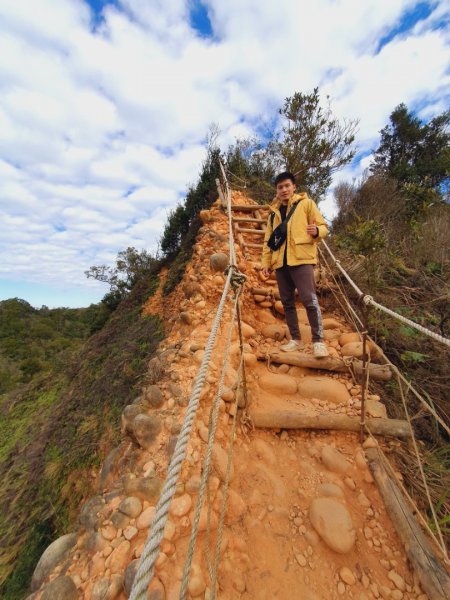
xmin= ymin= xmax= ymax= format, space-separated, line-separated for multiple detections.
xmin=0 ymin=0 xmax=448 ymax=306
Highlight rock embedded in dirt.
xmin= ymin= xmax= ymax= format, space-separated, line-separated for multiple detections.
xmin=366 ymin=398 xmax=388 ymax=419
xmin=321 ymin=446 xmax=350 ymax=475
xmin=79 ymin=496 xmax=105 ymax=531
xmin=388 ymin=570 xmax=406 ymax=591
xmin=132 ymin=414 xmax=161 ymax=449
xmin=136 ymin=506 xmax=156 ymax=529
xmin=121 ymin=404 xmax=142 ymax=434
xmin=309 ymin=498 xmax=356 ymax=554
xmin=170 ymin=493 xmax=192 ymax=517
xmin=106 ymin=539 xmax=131 ymax=573
xmin=317 ymin=483 xmax=344 ymax=498
xmin=323 ymin=318 xmax=342 ymax=330
xmin=212 ymin=443 xmax=234 ymax=482
xmin=119 ymin=496 xmax=142 ymax=519
xmin=142 ymin=385 xmax=164 ymax=408
xmin=339 ymin=332 xmax=361 ymax=346
xmin=297 ymin=377 xmax=350 ymax=405
xmin=41 ymin=576 xmax=78 ymax=600
xmin=124 ymin=476 xmax=162 ymax=502
xmin=31 ymin=533 xmax=77 ymax=591
xmin=258 ymin=373 xmax=298 ymax=395
xmin=124 ymin=558 xmax=140 ymax=596
xmin=261 ymin=323 xmax=289 ymax=340
xmin=339 ymin=567 xmax=356 ymax=585
xmin=209 ymin=253 xmax=228 ymax=272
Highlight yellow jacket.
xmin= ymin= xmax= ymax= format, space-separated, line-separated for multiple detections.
xmin=261 ymin=192 xmax=328 ymax=270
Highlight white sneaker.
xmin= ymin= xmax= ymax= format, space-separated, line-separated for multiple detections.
xmin=280 ymin=339 xmax=305 ymax=352
xmin=313 ymin=342 xmax=329 ymax=358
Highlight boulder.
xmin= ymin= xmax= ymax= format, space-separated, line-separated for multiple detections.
xmin=317 ymin=483 xmax=344 ymax=498
xmin=258 ymin=373 xmax=298 ymax=395
xmin=121 ymin=404 xmax=142 ymax=435
xmin=124 ymin=476 xmax=162 ymax=502
xmin=142 ymin=385 xmax=164 ymax=408
xmin=132 ymin=414 xmax=161 ymax=449
xmin=309 ymin=498 xmax=356 ymax=554
xmin=119 ymin=496 xmax=142 ymax=518
xmin=261 ymin=324 xmax=289 ymax=341
xmin=210 ymin=253 xmax=228 ymax=272
xmin=323 ymin=329 xmax=341 ymax=341
xmin=98 ymin=445 xmax=122 ymax=490
xmin=31 ymin=533 xmax=77 ymax=591
xmin=41 ymin=576 xmax=78 ymax=600
xmin=241 ymin=322 xmax=256 ymax=338
xmin=182 ymin=281 xmax=202 ymax=298
xmin=366 ymin=398 xmax=388 ymax=419
xmin=169 ymin=493 xmax=192 ymax=517
xmin=147 ymin=356 xmax=165 ymax=385
xmin=79 ymin=496 xmax=104 ymax=531
xmin=321 ymin=446 xmax=350 ymax=474
xmin=339 ymin=332 xmax=361 ymax=346
xmin=297 ymin=376 xmax=350 ymax=404
xmin=91 ymin=579 xmax=110 ymax=600
xmin=106 ymin=540 xmax=131 ymax=573
xmin=323 ymin=318 xmax=342 ymax=330
xmin=136 ymin=506 xmax=156 ymax=529
xmin=124 ymin=558 xmax=140 ymax=596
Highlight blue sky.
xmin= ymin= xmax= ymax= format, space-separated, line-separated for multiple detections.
xmin=0 ymin=0 xmax=448 ymax=308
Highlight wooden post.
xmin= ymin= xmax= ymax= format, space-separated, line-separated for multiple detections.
xmin=249 ymin=411 xmax=411 ymax=438
xmin=264 ymin=350 xmax=393 ymax=382
xmin=366 ymin=448 xmax=450 ymax=600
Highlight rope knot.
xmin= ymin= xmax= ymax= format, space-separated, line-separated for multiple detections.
xmin=225 ymin=264 xmax=247 ymax=292
xmin=363 ymin=295 xmax=374 ymax=306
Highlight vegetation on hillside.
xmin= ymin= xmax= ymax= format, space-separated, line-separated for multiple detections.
xmin=0 ymin=298 xmax=111 ymax=394
xmin=330 ymin=104 xmax=449 ymax=539
xmin=0 ymin=135 xmax=224 ymax=599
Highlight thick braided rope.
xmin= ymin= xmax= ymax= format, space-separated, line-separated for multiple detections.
xmin=210 ymin=350 xmax=244 ymax=599
xmin=129 ymin=268 xmax=233 ymax=600
xmin=363 ymin=295 xmax=450 ymax=347
xmin=321 ymin=239 xmax=450 ymax=347
xmin=179 ymin=290 xmax=240 ymax=598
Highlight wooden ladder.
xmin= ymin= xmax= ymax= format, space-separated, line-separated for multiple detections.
xmin=230 ymin=204 xmax=269 ymax=258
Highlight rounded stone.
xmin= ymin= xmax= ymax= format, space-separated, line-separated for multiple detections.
xmin=119 ymin=496 xmax=143 ymax=518
xmin=340 ymin=567 xmax=356 ymax=585
xmin=142 ymin=385 xmax=164 ymax=408
xmin=132 ymin=414 xmax=161 ymax=449
xmin=124 ymin=558 xmax=140 ymax=596
xmin=297 ymin=377 xmax=350 ymax=404
xmin=261 ymin=323 xmax=289 ymax=340
xmin=209 ymin=253 xmax=228 ymax=272
xmin=31 ymin=533 xmax=77 ymax=591
xmin=41 ymin=576 xmax=78 ymax=600
xmin=258 ymin=373 xmax=298 ymax=395
xmin=339 ymin=332 xmax=361 ymax=346
xmin=169 ymin=493 xmax=192 ymax=517
xmin=321 ymin=445 xmax=350 ymax=474
xmin=309 ymin=498 xmax=356 ymax=554
xmin=317 ymin=483 xmax=344 ymax=498
xmin=136 ymin=506 xmax=156 ymax=529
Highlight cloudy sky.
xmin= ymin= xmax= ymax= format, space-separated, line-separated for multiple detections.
xmin=0 ymin=0 xmax=448 ymax=308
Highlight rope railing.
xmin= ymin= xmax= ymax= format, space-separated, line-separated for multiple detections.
xmin=321 ymin=240 xmax=450 ymax=348
xmin=129 ymin=162 xmax=244 ymax=599
xmin=319 ymin=239 xmax=449 ymax=562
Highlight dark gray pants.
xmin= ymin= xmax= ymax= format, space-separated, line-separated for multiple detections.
xmin=275 ymin=264 xmax=324 ymax=342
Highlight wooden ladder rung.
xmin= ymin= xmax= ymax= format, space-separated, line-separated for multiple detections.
xmin=232 ymin=217 xmax=266 ymax=224
xmin=246 ymin=242 xmax=264 ymax=249
xmin=236 ymin=227 xmax=265 ymax=235
xmin=231 ymin=204 xmax=269 ymax=212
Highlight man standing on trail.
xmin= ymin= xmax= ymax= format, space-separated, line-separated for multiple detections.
xmin=260 ymin=171 xmax=329 ymax=358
